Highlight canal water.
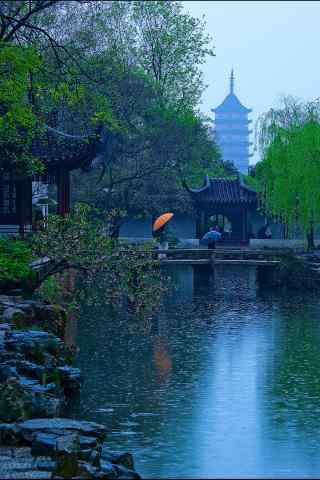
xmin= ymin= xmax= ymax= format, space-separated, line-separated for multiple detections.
xmin=74 ymin=265 xmax=320 ymax=478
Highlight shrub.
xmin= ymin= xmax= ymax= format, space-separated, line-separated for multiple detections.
xmin=0 ymin=237 xmax=34 ymax=287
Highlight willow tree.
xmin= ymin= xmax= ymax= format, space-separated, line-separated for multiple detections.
xmin=255 ymin=96 xmax=320 ymax=249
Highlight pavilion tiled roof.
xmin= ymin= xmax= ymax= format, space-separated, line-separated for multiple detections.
xmin=185 ymin=176 xmax=257 ymax=204
xmin=31 ymin=126 xmax=100 ymax=174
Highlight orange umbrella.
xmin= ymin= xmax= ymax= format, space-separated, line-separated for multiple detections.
xmin=152 ymin=212 xmax=174 ymax=232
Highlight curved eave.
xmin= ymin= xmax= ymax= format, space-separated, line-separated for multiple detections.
xmin=239 ymin=173 xmax=257 ymax=193
xmin=185 ymin=175 xmax=257 ymax=205
xmin=32 ymin=127 xmax=100 ymax=173
xmin=211 ymin=93 xmax=252 ymax=114
xmin=214 ymin=128 xmax=252 ymax=134
xmin=183 ymin=174 xmax=210 ymax=194
xmin=212 ymin=106 xmax=252 ymax=114
xmin=214 ymin=119 xmax=251 ymax=125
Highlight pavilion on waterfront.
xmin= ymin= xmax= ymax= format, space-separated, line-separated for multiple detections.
xmin=183 ymin=175 xmax=263 ymax=244
xmin=120 ymin=176 xmax=267 ymax=246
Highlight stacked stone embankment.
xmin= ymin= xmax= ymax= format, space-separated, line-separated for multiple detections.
xmin=0 ymin=419 xmax=139 ymax=479
xmin=0 ymin=296 xmax=140 ymax=479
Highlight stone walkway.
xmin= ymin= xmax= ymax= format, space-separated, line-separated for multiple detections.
xmin=0 ymin=447 xmax=52 ymax=479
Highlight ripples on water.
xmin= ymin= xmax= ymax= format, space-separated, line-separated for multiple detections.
xmin=74 ymin=265 xmax=320 ymax=478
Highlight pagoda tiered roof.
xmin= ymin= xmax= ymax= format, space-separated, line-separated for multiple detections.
xmin=212 ymin=70 xmax=252 ymax=174
xmin=214 ymin=127 xmax=253 ymax=135
xmin=212 ymin=93 xmax=252 ymax=114
xmin=184 ymin=176 xmax=257 ymax=205
xmin=219 ymin=140 xmax=253 ymax=146
xmin=212 ymin=69 xmax=251 ymax=114
xmin=214 ymin=118 xmax=251 ymax=125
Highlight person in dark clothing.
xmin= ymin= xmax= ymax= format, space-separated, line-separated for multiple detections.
xmin=202 ymin=226 xmax=221 ymax=249
xmin=208 ymin=239 xmax=216 ymax=249
xmin=257 ymin=223 xmax=272 ymax=239
xmin=153 ymin=224 xmax=177 ymax=258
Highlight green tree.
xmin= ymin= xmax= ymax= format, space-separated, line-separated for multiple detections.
xmin=1 ymin=0 xmax=221 ymax=236
xmin=256 ymin=96 xmax=320 ymax=248
xmin=71 ymin=101 xmax=223 ymax=236
xmin=0 ymin=1 xmax=103 ymax=173
xmin=0 ymin=42 xmax=43 ymax=173
xmin=98 ymin=1 xmax=214 ymax=110
xmin=32 ymin=203 xmax=165 ymax=317
xmin=0 ymin=1 xmax=216 ymax=174
xmin=131 ymin=0 xmax=214 ymax=108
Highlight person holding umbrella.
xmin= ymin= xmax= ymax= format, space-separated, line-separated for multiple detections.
xmin=152 ymin=212 xmax=175 ymax=258
xmin=202 ymin=226 xmax=222 ymax=249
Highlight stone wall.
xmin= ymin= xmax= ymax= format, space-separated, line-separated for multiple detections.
xmin=249 ymin=239 xmax=307 ymax=250
xmin=119 ymin=216 xmax=153 ymax=239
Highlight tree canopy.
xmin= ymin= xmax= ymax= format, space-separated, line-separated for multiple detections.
xmin=255 ymin=96 xmax=320 ymax=245
xmin=0 ymin=1 xmax=217 ymax=176
xmin=0 ymin=1 xmax=225 ymax=238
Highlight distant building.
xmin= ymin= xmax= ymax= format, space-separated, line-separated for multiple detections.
xmin=184 ymin=175 xmax=264 ymax=244
xmin=212 ymin=70 xmax=253 ymax=174
xmin=120 ymin=177 xmax=266 ymax=246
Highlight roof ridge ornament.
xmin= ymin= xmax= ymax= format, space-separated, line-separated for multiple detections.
xmin=230 ymin=68 xmax=234 ymax=94
xmin=182 ymin=174 xmax=210 ymax=193
xmin=239 ymin=172 xmax=257 ymax=192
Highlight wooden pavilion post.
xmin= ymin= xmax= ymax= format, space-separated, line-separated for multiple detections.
xmin=18 ymin=180 xmax=25 ymax=238
xmin=242 ymin=207 xmax=248 ymax=244
xmin=17 ymin=178 xmax=31 ymax=238
xmin=57 ymin=167 xmax=70 ymax=216
xmin=195 ymin=208 xmax=203 ymax=239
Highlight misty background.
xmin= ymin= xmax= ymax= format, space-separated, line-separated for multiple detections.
xmin=183 ymin=1 xmax=320 ymax=165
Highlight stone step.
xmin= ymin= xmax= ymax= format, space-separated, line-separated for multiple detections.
xmin=0 ymin=447 xmax=52 ymax=479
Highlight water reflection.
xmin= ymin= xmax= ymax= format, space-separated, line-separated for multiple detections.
xmin=75 ymin=265 xmax=320 ymax=478
xmin=153 ymin=334 xmax=172 ymax=384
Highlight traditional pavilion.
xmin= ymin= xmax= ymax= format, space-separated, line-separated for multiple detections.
xmin=0 ymin=127 xmax=101 ymax=236
xmin=212 ymin=70 xmax=253 ymax=174
xmin=184 ymin=175 xmax=262 ymax=244
xmin=119 ymin=174 xmax=267 ymax=245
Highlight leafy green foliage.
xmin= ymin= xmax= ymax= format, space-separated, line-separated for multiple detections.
xmin=0 ymin=0 xmax=218 ymax=185
xmin=242 ymin=174 xmax=258 ymax=189
xmin=32 ymin=203 xmax=166 ymax=318
xmin=72 ymin=100 xmax=222 ymax=220
xmin=0 ymin=43 xmax=43 ymax=173
xmin=36 ymin=275 xmax=67 ymax=305
xmin=0 ymin=1 xmax=221 ymax=317
xmin=86 ymin=0 xmax=214 ymax=110
xmin=131 ymin=0 xmax=215 ymax=108
xmin=0 ymin=237 xmax=34 ymax=284
xmin=256 ymin=96 xmax=320 ymax=241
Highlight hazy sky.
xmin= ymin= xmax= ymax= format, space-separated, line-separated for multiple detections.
xmin=182 ymin=1 xmax=320 ymax=164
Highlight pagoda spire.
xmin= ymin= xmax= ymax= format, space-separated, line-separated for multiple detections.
xmin=230 ymin=68 xmax=234 ymax=94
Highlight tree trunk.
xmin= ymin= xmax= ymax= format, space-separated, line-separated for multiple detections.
xmin=307 ymin=223 xmax=315 ymax=250
xmin=110 ymin=223 xmax=120 ymax=239
xmin=109 ymin=214 xmax=124 ymax=240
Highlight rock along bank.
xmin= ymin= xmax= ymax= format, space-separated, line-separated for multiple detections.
xmin=0 ymin=295 xmax=140 ymax=479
